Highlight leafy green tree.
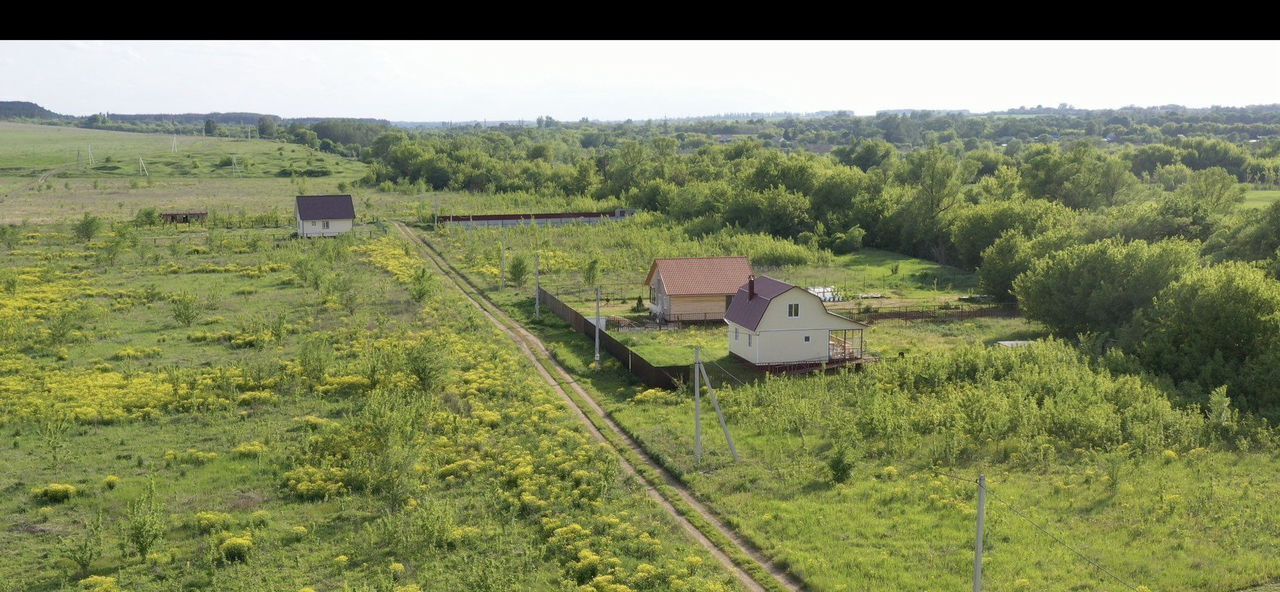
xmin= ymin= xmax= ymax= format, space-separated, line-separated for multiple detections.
xmin=257 ymin=116 xmax=278 ymax=138
xmin=1012 ymin=238 xmax=1200 ymax=336
xmin=508 ymin=255 xmax=528 ymax=286
xmin=204 ymin=118 xmax=218 ymax=136
xmin=72 ymin=213 xmax=103 ymax=242
xmin=1128 ymin=262 xmax=1280 ymax=414
xmin=58 ymin=507 xmax=104 ymax=576
xmin=170 ymin=292 xmax=199 ymax=327
xmin=948 ymin=199 xmax=1073 ymax=269
xmin=582 ymin=258 xmax=599 ymax=287
xmin=122 ymin=479 xmax=166 ymax=559
xmin=832 ymin=138 xmax=897 ymax=172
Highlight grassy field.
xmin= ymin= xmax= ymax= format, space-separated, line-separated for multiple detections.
xmin=1 ymin=225 xmax=741 ymax=591
xmin=0 ymin=119 xmax=744 ymax=592
xmin=0 ymin=122 xmax=380 ymax=224
xmin=1242 ymin=189 xmax=1280 ymax=210
xmin=422 ymin=221 xmax=1280 ymax=592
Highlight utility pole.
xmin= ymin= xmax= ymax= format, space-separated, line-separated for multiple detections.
xmin=87 ymin=144 xmax=94 ymax=166
xmin=974 ymin=474 xmax=987 ymax=592
xmin=172 ymin=135 xmax=177 ymax=153
xmin=593 ymin=286 xmax=601 ymax=368
xmin=138 ymin=157 xmax=149 ymax=177
xmin=698 ymin=357 xmax=738 ymax=462
xmin=694 ymin=346 xmax=703 ymax=465
xmin=534 ymin=254 xmax=541 ymax=320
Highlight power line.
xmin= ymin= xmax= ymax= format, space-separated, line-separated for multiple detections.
xmin=985 ymin=489 xmax=1142 ymax=592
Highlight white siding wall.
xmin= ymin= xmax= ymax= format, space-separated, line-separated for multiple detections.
xmin=298 ymin=218 xmax=354 ymax=238
xmin=727 ymin=322 xmax=759 ymax=364
xmin=730 ymin=289 xmax=865 ymax=365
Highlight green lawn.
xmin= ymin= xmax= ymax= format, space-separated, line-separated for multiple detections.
xmin=1242 ymin=189 xmax=1280 ymax=210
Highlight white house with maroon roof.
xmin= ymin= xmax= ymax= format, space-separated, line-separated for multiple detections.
xmin=724 ymin=275 xmax=868 ymax=367
xmin=643 ymin=257 xmax=754 ymax=322
xmin=296 ymin=194 xmax=356 ymax=238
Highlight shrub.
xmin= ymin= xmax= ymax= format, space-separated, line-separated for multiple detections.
xmin=233 ymin=441 xmax=267 ymax=458
xmin=170 ymin=292 xmax=200 ymax=327
xmin=828 ymin=446 xmax=854 ymax=484
xmin=32 ymin=483 xmax=78 ymax=503
xmin=217 ymin=533 xmax=254 ymax=563
xmin=194 ymin=511 xmax=233 ymax=533
xmin=72 ymin=213 xmax=103 ymax=242
xmin=283 ymin=465 xmax=349 ymax=500
xmin=102 ymin=475 xmax=120 ymax=490
xmin=78 ymin=576 xmax=120 ymax=592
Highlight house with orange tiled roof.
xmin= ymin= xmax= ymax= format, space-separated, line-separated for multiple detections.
xmin=642 ymin=257 xmax=753 ymax=322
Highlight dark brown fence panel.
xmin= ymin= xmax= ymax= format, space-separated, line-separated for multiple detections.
xmin=538 ymin=287 xmax=686 ymax=389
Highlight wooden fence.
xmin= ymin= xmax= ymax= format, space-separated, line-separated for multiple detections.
xmin=537 ymin=287 xmax=689 ymax=390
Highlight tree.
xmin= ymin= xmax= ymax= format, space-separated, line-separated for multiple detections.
xmin=204 ymin=119 xmax=218 ymax=136
xmin=72 ymin=213 xmax=102 ymax=242
xmin=257 ymin=116 xmax=278 ymax=139
xmin=58 ymin=507 xmax=104 ymax=576
xmin=1128 ymin=262 xmax=1280 ymax=415
xmin=508 ymin=255 xmax=528 ymax=286
xmin=948 ymin=199 xmax=1073 ymax=269
xmin=1012 ymin=238 xmax=1200 ymax=337
xmin=122 ymin=478 xmax=166 ymax=559
xmin=170 ymin=292 xmax=199 ymax=327
xmin=583 ymin=258 xmax=599 ymax=287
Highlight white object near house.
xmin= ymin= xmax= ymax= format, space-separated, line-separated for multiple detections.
xmin=296 ymin=194 xmax=356 ymax=238
xmin=725 ymin=275 xmax=868 ymax=367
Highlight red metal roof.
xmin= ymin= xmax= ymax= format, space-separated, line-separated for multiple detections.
xmin=643 ymin=257 xmax=753 ymax=296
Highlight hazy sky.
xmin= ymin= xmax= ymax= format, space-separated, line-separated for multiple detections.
xmin=3 ymin=40 xmax=1278 ymax=121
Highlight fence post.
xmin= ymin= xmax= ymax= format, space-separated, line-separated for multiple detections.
xmin=534 ymin=255 xmax=541 ymax=320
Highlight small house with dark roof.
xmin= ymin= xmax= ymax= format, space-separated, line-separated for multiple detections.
xmin=724 ymin=275 xmax=868 ymax=367
xmin=295 ymin=195 xmax=356 ymax=238
xmin=643 ymin=257 xmax=754 ymax=322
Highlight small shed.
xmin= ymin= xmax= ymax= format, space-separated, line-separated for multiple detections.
xmin=643 ymin=257 xmax=753 ymax=322
xmin=160 ymin=211 xmax=207 ymax=224
xmin=296 ymin=194 xmax=356 ymax=238
xmin=724 ymin=275 xmax=868 ymax=367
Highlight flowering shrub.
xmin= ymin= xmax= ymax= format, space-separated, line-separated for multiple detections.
xmin=78 ymin=576 xmax=120 ymax=592
xmin=215 ymin=531 xmax=254 ymax=563
xmin=165 ymin=449 xmax=219 ymax=466
xmin=32 ymin=483 xmax=78 ymax=503
xmin=233 ymin=441 xmax=267 ymax=458
xmin=283 ymin=465 xmax=349 ymax=500
xmin=194 ymin=511 xmax=233 ymax=533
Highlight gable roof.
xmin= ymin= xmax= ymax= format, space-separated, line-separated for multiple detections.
xmin=724 ymin=275 xmax=867 ymax=332
xmin=643 ymin=257 xmax=753 ymax=296
xmin=296 ymin=195 xmax=355 ymax=221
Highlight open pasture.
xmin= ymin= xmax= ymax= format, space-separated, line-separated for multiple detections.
xmin=0 ymin=221 xmax=738 ymax=591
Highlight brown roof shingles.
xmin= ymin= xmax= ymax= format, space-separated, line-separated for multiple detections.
xmin=644 ymin=257 xmax=753 ymax=296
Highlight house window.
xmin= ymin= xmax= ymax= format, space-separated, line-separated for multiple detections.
xmin=747 ymin=334 xmax=752 ymax=347
xmin=804 ymin=335 xmax=810 ymax=342
xmin=788 ymin=303 xmax=799 ymax=317
xmin=310 ymin=221 xmax=316 ymax=227
xmin=734 ymin=327 xmax=739 ymax=341
xmin=322 ymin=220 xmax=330 ymax=229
